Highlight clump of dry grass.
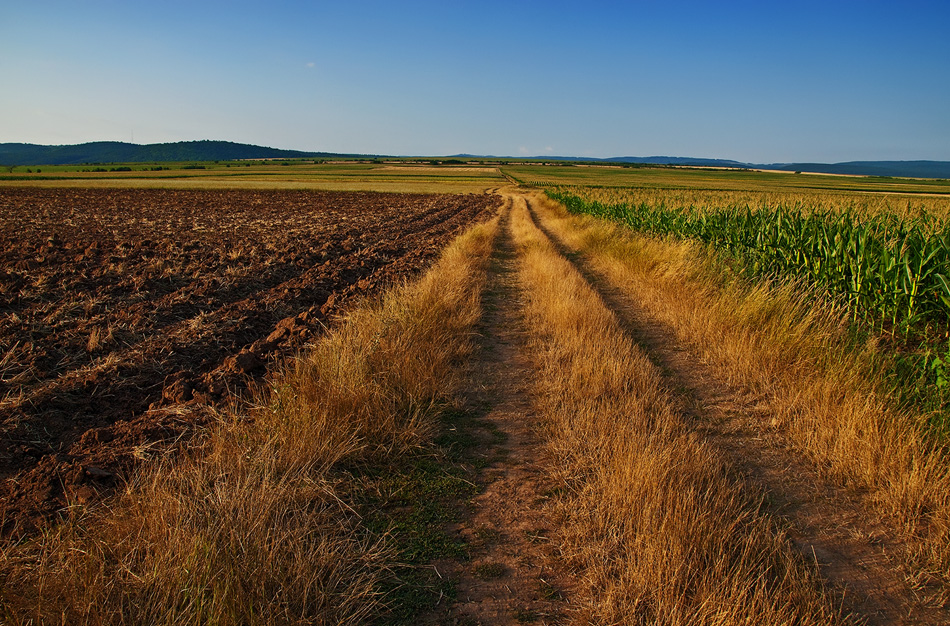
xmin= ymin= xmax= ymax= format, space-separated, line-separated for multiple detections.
xmin=509 ymin=196 xmax=839 ymax=624
xmin=531 ymin=191 xmax=950 ymax=593
xmin=85 ymin=324 xmax=113 ymax=353
xmin=0 ymin=216 xmax=499 ymax=625
xmin=1 ymin=432 xmax=387 ymax=625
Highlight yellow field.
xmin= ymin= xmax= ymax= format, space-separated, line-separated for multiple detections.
xmin=503 ymin=164 xmax=950 ymax=220
xmin=0 ymin=161 xmax=508 ymax=193
xmin=6 ymin=161 xmax=949 ymax=216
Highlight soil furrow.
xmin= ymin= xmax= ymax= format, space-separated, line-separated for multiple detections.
xmin=0 ymin=194 xmax=482 ymax=393
xmin=525 ymin=195 xmax=950 ymax=625
xmin=0 ymin=187 xmax=500 ymax=534
xmin=2 ymin=196 xmax=489 ymax=425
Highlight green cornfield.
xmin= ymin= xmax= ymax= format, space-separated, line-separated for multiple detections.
xmin=548 ymin=190 xmax=950 ymax=337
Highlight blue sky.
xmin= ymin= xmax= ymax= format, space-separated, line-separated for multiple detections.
xmin=2 ymin=0 xmax=948 ymax=162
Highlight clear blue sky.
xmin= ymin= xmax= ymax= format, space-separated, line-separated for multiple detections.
xmin=2 ymin=0 xmax=948 ymax=163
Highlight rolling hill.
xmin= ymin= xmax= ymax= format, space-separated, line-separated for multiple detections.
xmin=2 ymin=141 xmax=948 ymax=179
xmin=0 ymin=141 xmax=361 ymax=166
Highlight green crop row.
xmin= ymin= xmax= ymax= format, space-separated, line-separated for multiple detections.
xmin=548 ymin=190 xmax=950 ymax=336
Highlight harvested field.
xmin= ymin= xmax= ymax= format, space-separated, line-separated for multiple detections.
xmin=0 ymin=187 xmax=499 ymax=533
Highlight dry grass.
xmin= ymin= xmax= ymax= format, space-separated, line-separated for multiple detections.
xmin=0 ymin=216 xmax=499 ymax=625
xmin=508 ymin=195 xmax=839 ymax=624
xmin=530 ymin=191 xmax=950 ymax=596
xmin=85 ymin=324 xmax=113 ymax=353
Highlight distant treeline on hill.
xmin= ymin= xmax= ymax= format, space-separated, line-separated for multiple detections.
xmin=0 ymin=141 xmax=360 ymax=166
xmin=761 ymin=161 xmax=950 ymax=179
xmin=456 ymin=154 xmax=950 ymax=180
xmin=589 ymin=157 xmax=950 ymax=179
xmin=2 ymin=141 xmax=949 ymax=179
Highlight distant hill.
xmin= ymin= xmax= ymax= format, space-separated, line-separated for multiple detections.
xmin=538 ymin=156 xmax=950 ymax=179
xmin=603 ymin=156 xmax=749 ymax=168
xmin=3 ymin=142 xmax=948 ymax=179
xmin=758 ymin=161 xmax=950 ymax=179
xmin=0 ymin=141 xmax=362 ymax=166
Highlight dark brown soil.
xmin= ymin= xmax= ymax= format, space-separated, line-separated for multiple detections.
xmin=0 ymin=187 xmax=499 ymax=534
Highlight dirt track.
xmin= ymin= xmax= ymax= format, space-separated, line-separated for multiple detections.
xmin=424 ymin=201 xmax=572 ymax=625
xmin=519 ymin=191 xmax=950 ymax=625
xmin=425 ymin=190 xmax=950 ymax=625
xmin=0 ymin=187 xmax=499 ymax=533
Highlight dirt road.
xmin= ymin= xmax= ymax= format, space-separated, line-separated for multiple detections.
xmin=426 ymin=189 xmax=950 ymax=624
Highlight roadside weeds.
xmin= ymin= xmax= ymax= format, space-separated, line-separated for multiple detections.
xmin=509 ymin=193 xmax=840 ymax=625
xmin=531 ymin=190 xmax=950 ymax=610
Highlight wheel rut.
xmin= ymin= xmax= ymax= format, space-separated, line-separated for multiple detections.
xmin=523 ymin=194 xmax=950 ymax=626
xmin=425 ymin=198 xmax=571 ymax=625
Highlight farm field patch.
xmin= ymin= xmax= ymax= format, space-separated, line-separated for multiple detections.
xmin=0 ymin=186 xmax=499 ymax=532
xmin=0 ymin=161 xmax=509 ymax=194
xmin=5 ymin=170 xmax=950 ymax=624
xmin=504 ymin=164 xmax=950 ymax=222
xmin=503 ymin=163 xmax=950 ymax=196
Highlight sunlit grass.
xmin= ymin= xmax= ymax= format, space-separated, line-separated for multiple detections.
xmin=511 ymin=194 xmax=840 ymax=624
xmin=0 ymin=161 xmax=508 ymax=193
xmin=531 ymin=191 xmax=950 ymax=599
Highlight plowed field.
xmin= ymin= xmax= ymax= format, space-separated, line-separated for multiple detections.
xmin=0 ymin=187 xmax=499 ymax=533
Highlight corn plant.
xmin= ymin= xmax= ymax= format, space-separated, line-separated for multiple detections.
xmin=548 ymin=190 xmax=950 ymax=337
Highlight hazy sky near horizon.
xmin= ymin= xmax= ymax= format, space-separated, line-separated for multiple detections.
xmin=2 ymin=0 xmax=948 ymax=163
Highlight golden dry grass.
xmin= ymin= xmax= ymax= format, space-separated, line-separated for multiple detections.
xmin=530 ymin=191 xmax=950 ymax=597
xmin=508 ymin=194 xmax=840 ymax=624
xmin=0 ymin=162 xmax=507 ymax=193
xmin=0 ymin=215 xmax=500 ymax=624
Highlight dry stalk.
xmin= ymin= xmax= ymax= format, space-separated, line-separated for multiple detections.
xmin=509 ymin=194 xmax=839 ymax=625
xmin=531 ymin=191 xmax=950 ymax=593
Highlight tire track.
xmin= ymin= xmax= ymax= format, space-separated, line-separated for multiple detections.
xmin=425 ymin=196 xmax=572 ymax=625
xmin=525 ymin=193 xmax=950 ymax=625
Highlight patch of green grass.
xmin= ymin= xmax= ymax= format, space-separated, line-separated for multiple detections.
xmin=370 ymin=460 xmax=475 ymax=561
xmin=356 ymin=406 xmax=505 ymax=625
xmin=359 ymin=454 xmax=471 ymax=624
xmin=888 ymin=343 xmax=950 ymax=437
